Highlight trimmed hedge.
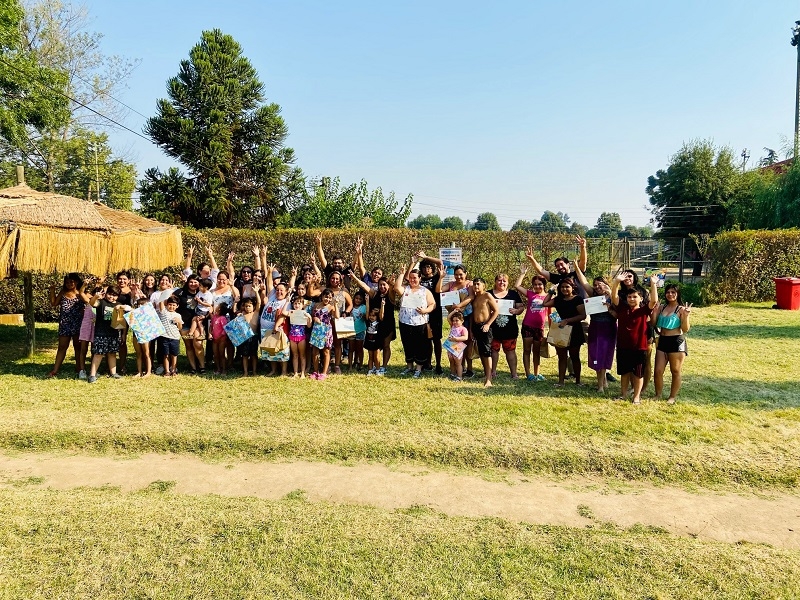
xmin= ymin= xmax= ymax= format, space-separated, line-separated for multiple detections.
xmin=3 ymin=227 xmax=798 ymax=319
xmin=182 ymin=228 xmax=611 ymax=281
xmin=8 ymin=227 xmax=800 ymax=318
xmin=0 ymin=228 xmax=605 ymax=322
xmin=705 ymin=229 xmax=800 ymax=303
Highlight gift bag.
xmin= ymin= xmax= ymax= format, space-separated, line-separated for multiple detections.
xmin=260 ymin=330 xmax=288 ymax=356
xmin=539 ymin=338 xmax=555 ymax=358
xmin=334 ymin=316 xmax=356 ymax=339
xmin=224 ymin=315 xmax=255 ymax=347
xmin=546 ymin=323 xmax=572 ymax=348
xmin=111 ymin=305 xmax=128 ymax=330
xmin=124 ymin=303 xmax=166 ymax=344
xmin=465 ymin=339 xmax=480 ymax=361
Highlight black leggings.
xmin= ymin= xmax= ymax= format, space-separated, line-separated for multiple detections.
xmin=399 ymin=322 xmax=431 ymax=366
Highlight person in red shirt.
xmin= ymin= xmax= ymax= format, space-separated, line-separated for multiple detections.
xmin=610 ymin=274 xmax=658 ymax=404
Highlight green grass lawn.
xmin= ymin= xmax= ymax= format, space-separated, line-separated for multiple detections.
xmin=0 ymin=486 xmax=797 ymax=599
xmin=0 ymin=304 xmax=798 ymax=489
xmin=1 ymin=303 xmax=799 ymax=598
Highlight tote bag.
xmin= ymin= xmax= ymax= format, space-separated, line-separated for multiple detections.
xmin=546 ymin=323 xmax=573 ymax=348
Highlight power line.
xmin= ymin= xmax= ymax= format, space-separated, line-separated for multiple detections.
xmin=0 ymin=54 xmax=266 ymax=195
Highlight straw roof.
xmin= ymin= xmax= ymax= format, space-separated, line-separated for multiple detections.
xmin=0 ymin=182 xmax=183 ymax=277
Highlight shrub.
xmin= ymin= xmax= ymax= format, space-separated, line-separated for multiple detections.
xmin=662 ymin=280 xmax=706 ymax=307
xmin=705 ymin=229 xmax=800 ymax=303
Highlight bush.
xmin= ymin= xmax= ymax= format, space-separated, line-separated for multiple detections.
xmin=662 ymin=280 xmax=706 ymax=307
xmin=705 ymin=229 xmax=800 ymax=303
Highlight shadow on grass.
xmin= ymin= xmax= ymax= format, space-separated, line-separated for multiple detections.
xmin=444 ymin=374 xmax=800 ymax=409
xmin=684 ymin=376 xmax=800 ymax=409
xmin=0 ymin=325 xmax=60 ymax=376
xmin=690 ymin=323 xmax=799 ymax=340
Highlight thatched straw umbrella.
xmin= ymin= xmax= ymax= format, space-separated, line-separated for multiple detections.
xmin=0 ymin=167 xmax=183 ymax=356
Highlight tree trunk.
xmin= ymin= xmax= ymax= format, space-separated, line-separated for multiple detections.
xmin=24 ymin=273 xmax=35 ymax=357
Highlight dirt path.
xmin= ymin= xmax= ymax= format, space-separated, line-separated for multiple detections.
xmin=1 ymin=452 xmax=798 ymax=549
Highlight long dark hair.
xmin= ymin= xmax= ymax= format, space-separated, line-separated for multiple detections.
xmin=181 ymin=274 xmax=199 ymax=295
xmin=663 ymin=283 xmax=683 ymax=306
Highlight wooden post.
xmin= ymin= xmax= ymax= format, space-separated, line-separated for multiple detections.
xmin=24 ymin=272 xmax=35 ymax=357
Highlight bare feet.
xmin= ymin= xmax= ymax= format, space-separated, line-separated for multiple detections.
xmin=484 ymin=380 xmax=492 ymax=388
xmin=632 ymin=396 xmax=641 ymax=404
xmin=46 ymin=370 xmax=57 ymax=378
xmin=667 ymin=397 xmax=676 ymax=405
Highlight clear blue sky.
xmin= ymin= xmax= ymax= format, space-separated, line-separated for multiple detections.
xmin=82 ymin=0 xmax=799 ymax=230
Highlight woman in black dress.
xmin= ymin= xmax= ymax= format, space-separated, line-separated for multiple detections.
xmin=543 ymin=278 xmax=586 ymax=387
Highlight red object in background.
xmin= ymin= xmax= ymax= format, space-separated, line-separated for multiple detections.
xmin=773 ymin=277 xmax=800 ymax=310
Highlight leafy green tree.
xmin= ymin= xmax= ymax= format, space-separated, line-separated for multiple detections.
xmin=474 ymin=212 xmax=500 ymax=231
xmin=143 ymin=29 xmax=302 ymax=228
xmin=646 ymin=140 xmax=742 ymax=237
xmin=588 ymin=212 xmax=622 ymax=238
xmin=618 ymin=224 xmax=655 ymax=238
xmin=0 ymin=0 xmax=136 ymax=195
xmin=283 ymin=177 xmax=411 ymax=229
xmin=1 ymin=128 xmax=135 ymax=208
xmin=538 ymin=211 xmax=569 ymax=232
xmin=735 ymin=162 xmax=800 ymax=229
xmin=568 ymin=222 xmax=589 ymax=237
xmin=137 ymin=167 xmax=196 ymax=225
xmin=441 ymin=216 xmax=465 ymax=230
xmin=0 ymin=0 xmax=68 ymax=161
xmin=408 ymin=214 xmax=443 ymax=229
xmin=510 ymin=219 xmax=537 ymax=232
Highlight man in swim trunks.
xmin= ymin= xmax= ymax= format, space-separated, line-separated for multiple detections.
xmin=467 ymin=277 xmax=499 ymax=388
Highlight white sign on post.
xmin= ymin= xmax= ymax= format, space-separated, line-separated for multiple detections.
xmin=439 ymin=246 xmax=463 ymax=317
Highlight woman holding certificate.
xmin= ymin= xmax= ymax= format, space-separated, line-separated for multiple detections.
xmin=394 ymin=259 xmax=437 ymax=379
xmin=441 ymin=266 xmax=475 ymax=378
xmin=488 ymin=273 xmax=525 ymax=379
xmin=573 ymin=263 xmax=616 ymax=393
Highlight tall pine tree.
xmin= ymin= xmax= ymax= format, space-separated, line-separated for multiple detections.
xmin=143 ymin=29 xmax=302 ymax=227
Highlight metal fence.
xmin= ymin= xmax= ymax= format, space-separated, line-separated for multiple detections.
xmin=610 ymin=238 xmax=705 ymax=283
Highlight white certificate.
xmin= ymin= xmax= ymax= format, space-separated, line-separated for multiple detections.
xmin=289 ymin=310 xmax=309 ymax=326
xmin=402 ymin=292 xmax=428 ymax=310
xmin=440 ymin=291 xmax=460 ymax=306
xmin=583 ymin=296 xmax=609 ymax=315
xmin=496 ymin=299 xmax=515 ymax=315
xmin=159 ymin=288 xmax=177 ymax=302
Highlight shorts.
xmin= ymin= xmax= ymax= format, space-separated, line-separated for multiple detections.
xmin=491 ymin=338 xmax=517 ymax=353
xmin=289 ymin=333 xmax=306 ymax=343
xmin=354 ymin=331 xmax=366 ymax=341
xmin=471 ymin=321 xmax=493 ymax=358
xmin=521 ymin=325 xmax=544 ymax=341
xmin=616 ymin=348 xmax=647 ymax=378
xmin=194 ymin=309 xmax=209 ymax=319
xmin=91 ymin=333 xmax=119 ymax=355
xmin=159 ymin=337 xmax=180 ymax=357
xmin=238 ymin=335 xmax=260 ymax=358
xmin=657 ymin=335 xmax=687 ymax=355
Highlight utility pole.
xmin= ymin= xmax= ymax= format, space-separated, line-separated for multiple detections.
xmin=740 ymin=148 xmax=750 ymax=172
xmin=93 ymin=142 xmax=101 ymax=203
xmin=792 ymin=21 xmax=800 ymax=158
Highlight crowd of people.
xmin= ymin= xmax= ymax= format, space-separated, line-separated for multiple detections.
xmin=46 ymin=235 xmax=692 ymax=402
